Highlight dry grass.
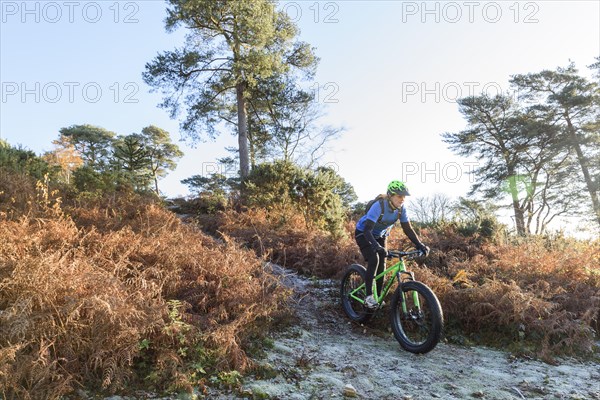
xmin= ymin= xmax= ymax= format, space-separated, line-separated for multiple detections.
xmin=0 ymin=178 xmax=287 ymax=398
xmin=1 ymin=169 xmax=597 ymax=399
xmin=0 ymin=170 xmax=40 ymax=219
xmin=390 ymin=227 xmax=600 ymax=360
xmin=201 ymin=209 xmax=361 ymax=278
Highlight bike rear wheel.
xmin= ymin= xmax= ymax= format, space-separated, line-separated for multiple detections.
xmin=390 ymin=280 xmax=443 ymax=354
xmin=340 ymin=264 xmax=373 ymax=324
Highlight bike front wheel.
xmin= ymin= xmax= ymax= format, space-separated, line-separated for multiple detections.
xmin=390 ymin=280 xmax=443 ymax=354
xmin=340 ymin=264 xmax=373 ymax=324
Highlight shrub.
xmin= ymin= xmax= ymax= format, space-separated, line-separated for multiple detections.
xmin=243 ymin=161 xmax=356 ymax=238
xmin=393 ymin=226 xmax=600 ymax=359
xmin=202 ymin=209 xmax=361 ymax=278
xmin=0 ymin=169 xmax=38 ymax=218
xmin=0 ymin=141 xmax=56 ymax=180
xmin=0 ymin=194 xmax=287 ymax=398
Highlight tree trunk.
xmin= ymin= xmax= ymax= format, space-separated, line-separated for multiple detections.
xmin=154 ymin=175 xmax=160 ymax=196
xmin=249 ymin=139 xmax=255 ymax=169
xmin=236 ymin=82 xmax=250 ymax=179
xmin=512 ymin=199 xmax=527 ymax=236
xmin=508 ymin=173 xmax=526 ymax=235
xmin=565 ymin=115 xmax=600 ymax=227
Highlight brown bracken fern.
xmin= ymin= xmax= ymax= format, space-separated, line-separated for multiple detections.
xmin=0 ymin=181 xmax=286 ymax=398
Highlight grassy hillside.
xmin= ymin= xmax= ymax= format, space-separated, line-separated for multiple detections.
xmin=1 ymin=171 xmax=598 ymax=398
xmin=207 ymin=208 xmax=600 ymax=362
xmin=0 ymin=174 xmax=287 ymax=398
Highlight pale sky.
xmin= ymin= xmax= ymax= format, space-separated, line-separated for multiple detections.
xmin=1 ymin=1 xmax=599 ymax=232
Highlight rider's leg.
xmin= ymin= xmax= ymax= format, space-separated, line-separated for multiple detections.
xmin=375 ymin=237 xmax=387 ymax=297
xmin=355 ymin=230 xmax=378 ymax=297
xmin=364 ymin=252 xmax=380 ymax=297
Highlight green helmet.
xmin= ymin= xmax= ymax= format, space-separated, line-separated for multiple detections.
xmin=387 ymin=180 xmax=410 ymax=196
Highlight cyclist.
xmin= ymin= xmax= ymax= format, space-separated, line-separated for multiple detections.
xmin=355 ymin=180 xmax=430 ymax=309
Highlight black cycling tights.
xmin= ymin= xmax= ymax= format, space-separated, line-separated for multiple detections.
xmin=355 ymin=230 xmax=386 ymax=297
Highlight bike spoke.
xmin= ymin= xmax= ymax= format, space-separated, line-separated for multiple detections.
xmin=347 ymin=273 xmax=364 ymax=306
xmin=403 ymin=293 xmax=430 ymax=344
xmin=392 ymin=285 xmax=440 ymax=350
xmin=341 ymin=266 xmax=372 ymax=322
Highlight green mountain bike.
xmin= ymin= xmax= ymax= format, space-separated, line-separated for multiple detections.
xmin=340 ymin=250 xmax=443 ymax=354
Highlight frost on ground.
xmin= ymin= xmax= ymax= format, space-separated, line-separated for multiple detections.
xmin=231 ymin=265 xmax=600 ymax=400
xmin=100 ymin=264 xmax=599 ymax=400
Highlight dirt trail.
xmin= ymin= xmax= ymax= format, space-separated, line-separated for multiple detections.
xmin=221 ymin=265 xmax=600 ymax=400
xmin=101 ymin=264 xmax=599 ymax=400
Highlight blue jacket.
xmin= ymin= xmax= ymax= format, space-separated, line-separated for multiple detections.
xmin=356 ymin=198 xmax=409 ymax=238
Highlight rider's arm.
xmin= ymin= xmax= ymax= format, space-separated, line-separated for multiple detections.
xmin=398 ymin=207 xmax=425 ymax=248
xmin=361 ymin=201 xmax=385 ymax=250
xmin=400 ymin=221 xmax=425 ymax=248
xmin=362 ymin=219 xmax=381 ymax=249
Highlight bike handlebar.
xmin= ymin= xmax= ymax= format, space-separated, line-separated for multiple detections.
xmin=386 ymin=250 xmax=424 ymax=259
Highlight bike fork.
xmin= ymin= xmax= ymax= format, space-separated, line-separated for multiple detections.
xmin=395 ymin=272 xmax=421 ymax=313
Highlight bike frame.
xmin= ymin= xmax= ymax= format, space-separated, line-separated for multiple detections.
xmin=349 ymin=253 xmax=421 ymax=312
